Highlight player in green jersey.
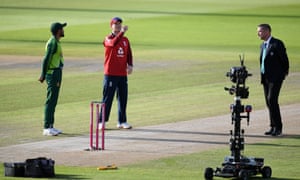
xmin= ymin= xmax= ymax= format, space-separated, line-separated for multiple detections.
xmin=39 ymin=22 xmax=67 ymax=136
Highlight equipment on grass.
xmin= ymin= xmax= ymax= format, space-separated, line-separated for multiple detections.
xmin=97 ymin=164 xmax=118 ymax=170
xmin=24 ymin=157 xmax=55 ymax=178
xmin=204 ymin=55 xmax=272 ymax=180
xmin=88 ymin=101 xmax=105 ymax=151
xmin=4 ymin=157 xmax=55 ymax=178
xmin=4 ymin=162 xmax=25 ymax=177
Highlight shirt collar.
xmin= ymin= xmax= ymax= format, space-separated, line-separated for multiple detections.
xmin=264 ymin=36 xmax=272 ymax=45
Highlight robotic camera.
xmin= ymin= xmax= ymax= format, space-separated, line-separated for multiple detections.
xmin=204 ymin=55 xmax=272 ymax=180
xmin=225 ymin=54 xmax=251 ymax=99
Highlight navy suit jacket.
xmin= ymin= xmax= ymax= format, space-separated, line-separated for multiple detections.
xmin=260 ymin=37 xmax=289 ymax=83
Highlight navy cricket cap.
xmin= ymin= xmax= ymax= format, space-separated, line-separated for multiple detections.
xmin=51 ymin=22 xmax=67 ymax=34
xmin=110 ymin=17 xmax=122 ymax=27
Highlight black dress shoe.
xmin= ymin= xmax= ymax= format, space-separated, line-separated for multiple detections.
xmin=264 ymin=128 xmax=274 ymax=135
xmin=272 ymin=129 xmax=282 ymax=136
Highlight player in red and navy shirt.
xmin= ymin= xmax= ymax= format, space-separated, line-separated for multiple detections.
xmin=100 ymin=17 xmax=133 ymax=129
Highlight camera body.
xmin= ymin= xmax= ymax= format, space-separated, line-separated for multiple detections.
xmin=225 ymin=56 xmax=251 ymax=99
xmin=227 ymin=66 xmax=249 ymax=85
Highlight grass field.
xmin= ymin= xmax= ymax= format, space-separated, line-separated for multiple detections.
xmin=0 ymin=137 xmax=299 ymax=180
xmin=0 ymin=0 xmax=300 ymax=179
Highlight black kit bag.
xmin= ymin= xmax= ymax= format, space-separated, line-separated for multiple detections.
xmin=24 ymin=157 xmax=55 ymax=178
xmin=3 ymin=162 xmax=25 ymax=177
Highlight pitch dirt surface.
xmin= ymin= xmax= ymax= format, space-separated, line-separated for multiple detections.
xmin=0 ymin=103 xmax=299 ymax=167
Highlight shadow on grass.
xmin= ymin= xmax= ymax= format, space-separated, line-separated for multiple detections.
xmin=245 ymin=134 xmax=300 ymax=139
xmin=53 ymin=174 xmax=300 ymax=180
xmin=248 ymin=134 xmax=300 ymax=148
xmin=58 ymin=133 xmax=86 ymax=137
xmin=131 ymin=128 xmax=300 ymax=139
xmin=110 ymin=128 xmax=300 ymax=146
xmin=239 ymin=177 xmax=298 ymax=180
xmin=250 ymin=142 xmax=300 ymax=148
xmin=54 ymin=174 xmax=89 ymax=179
xmin=132 ymin=128 xmax=229 ymax=136
xmin=108 ymin=128 xmax=229 ymax=145
xmin=109 ymin=135 xmax=228 ymax=145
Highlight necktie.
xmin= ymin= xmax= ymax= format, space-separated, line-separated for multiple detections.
xmin=261 ymin=43 xmax=267 ymax=74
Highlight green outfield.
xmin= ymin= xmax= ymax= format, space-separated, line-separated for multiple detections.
xmin=0 ymin=0 xmax=300 ymax=179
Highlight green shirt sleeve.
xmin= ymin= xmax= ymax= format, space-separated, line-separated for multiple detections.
xmin=40 ymin=37 xmax=57 ymax=78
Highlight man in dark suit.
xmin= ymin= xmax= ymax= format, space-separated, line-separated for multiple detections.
xmin=257 ymin=24 xmax=289 ymax=136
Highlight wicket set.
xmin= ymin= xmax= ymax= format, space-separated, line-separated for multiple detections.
xmin=89 ymin=101 xmax=105 ymax=151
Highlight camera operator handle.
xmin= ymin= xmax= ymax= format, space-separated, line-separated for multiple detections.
xmin=224 ymin=86 xmax=235 ymax=95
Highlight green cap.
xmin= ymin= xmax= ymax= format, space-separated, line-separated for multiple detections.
xmin=50 ymin=22 xmax=67 ymax=34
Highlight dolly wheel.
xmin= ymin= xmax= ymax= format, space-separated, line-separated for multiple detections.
xmin=238 ymin=170 xmax=248 ymax=180
xmin=261 ymin=166 xmax=272 ymax=178
xmin=204 ymin=167 xmax=214 ymax=180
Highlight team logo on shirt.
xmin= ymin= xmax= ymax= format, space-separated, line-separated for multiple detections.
xmin=117 ymin=47 xmax=124 ymax=57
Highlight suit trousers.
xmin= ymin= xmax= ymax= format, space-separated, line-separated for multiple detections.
xmin=262 ymin=78 xmax=283 ymax=131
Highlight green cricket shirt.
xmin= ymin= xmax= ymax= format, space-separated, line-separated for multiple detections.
xmin=40 ymin=36 xmax=64 ymax=78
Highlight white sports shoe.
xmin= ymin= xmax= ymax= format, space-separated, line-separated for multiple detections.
xmin=98 ymin=122 xmax=106 ymax=130
xmin=43 ymin=128 xmax=58 ymax=136
xmin=117 ymin=122 xmax=132 ymax=129
xmin=52 ymin=128 xmax=62 ymax=134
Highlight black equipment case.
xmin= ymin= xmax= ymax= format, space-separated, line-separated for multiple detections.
xmin=4 ymin=157 xmax=55 ymax=178
xmin=24 ymin=157 xmax=55 ymax=178
xmin=4 ymin=162 xmax=26 ymax=177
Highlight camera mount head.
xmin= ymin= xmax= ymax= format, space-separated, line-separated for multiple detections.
xmin=225 ymin=54 xmax=252 ymax=99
